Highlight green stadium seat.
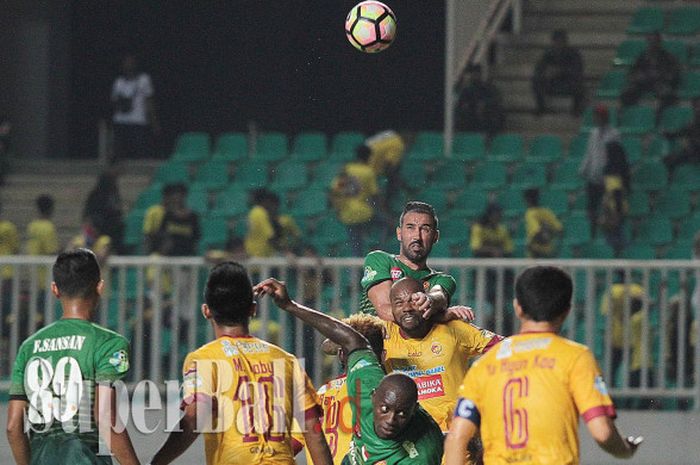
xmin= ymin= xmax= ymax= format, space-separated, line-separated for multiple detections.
xmin=562 ymin=214 xmax=591 ymax=246
xmin=613 ymin=40 xmax=646 ymax=66
xmin=175 ymin=132 xmax=211 ymax=154
xmin=678 ymin=71 xmax=700 ymax=99
xmin=672 ymin=165 xmax=700 ymax=190
xmin=622 ymin=244 xmax=656 ymax=260
xmin=253 ymin=132 xmax=288 ymax=161
xmin=123 ymin=211 xmax=145 ymax=252
xmin=408 ymin=131 xmax=443 ymax=161
xmin=312 ymin=161 xmax=344 ymax=188
xmin=134 ymin=184 xmax=163 ymax=210
xmin=620 ymin=137 xmax=643 ymax=163
xmin=663 ymin=40 xmax=689 ymax=65
xmin=211 ymin=187 xmax=249 ymax=218
xmin=627 ymin=7 xmax=664 ymax=35
xmin=568 ymin=134 xmax=588 ymax=159
xmin=665 ymin=7 xmax=700 ymax=36
xmin=596 ymin=70 xmax=627 ymax=100
xmin=618 ymin=105 xmax=655 ymax=135
xmin=551 ymin=160 xmax=583 ymax=191
xmin=269 ymin=160 xmax=309 ymax=192
xmin=659 ymin=106 xmax=694 ymax=134
xmin=186 ymin=187 xmax=209 ymax=215
xmin=580 ymin=106 xmax=618 ymax=133
xmin=153 ymin=161 xmax=191 ymax=185
xmin=452 ymin=132 xmax=486 ymax=162
xmin=633 ymin=160 xmax=668 ymax=191
xmin=691 ymin=44 xmax=700 ymax=68
xmin=637 ymin=216 xmax=674 ymax=246
xmin=213 ymin=132 xmax=247 ymax=161
xmin=471 ymin=161 xmax=507 ymax=190
xmin=646 ymin=135 xmax=671 ymax=160
xmin=314 ymin=217 xmax=350 ymax=247
xmin=452 ymin=189 xmax=488 ymax=218
xmin=234 ymin=161 xmax=269 ymax=188
xmin=627 ymin=191 xmax=650 ymax=218
xmin=416 ymin=187 xmax=449 ymax=212
xmin=527 ymin=135 xmax=563 ymax=163
xmin=199 ymin=217 xmax=230 ymax=251
xmin=290 ymin=189 xmax=329 ymax=218
xmin=678 ymin=212 xmax=700 ymax=241
xmin=429 ymin=240 xmax=451 ymax=258
xmin=399 ymin=160 xmax=428 ymax=186
xmin=193 ymin=160 xmax=231 ymax=191
xmin=290 ymin=132 xmax=327 ymax=162
xmin=655 ymin=188 xmax=692 ymax=220
xmin=496 ymin=188 xmax=527 ymax=217
xmin=510 ymin=162 xmax=548 ymax=189
xmin=430 ymin=160 xmax=466 ymax=190
xmin=489 ymin=133 xmax=524 ymax=162
xmin=583 ymin=239 xmax=615 ymax=259
xmin=329 ymin=132 xmax=364 ymax=161
xmin=172 ymin=149 xmax=209 ymax=164
xmin=437 ymin=216 xmax=469 ymax=244
xmin=540 ymin=188 xmax=570 ymax=216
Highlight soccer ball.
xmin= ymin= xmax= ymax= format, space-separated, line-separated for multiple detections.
xmin=345 ymin=1 xmax=397 ymax=53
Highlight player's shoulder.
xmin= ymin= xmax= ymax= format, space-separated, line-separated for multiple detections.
xmin=89 ymin=321 xmax=129 ymax=344
xmin=364 ymin=249 xmax=394 ymax=263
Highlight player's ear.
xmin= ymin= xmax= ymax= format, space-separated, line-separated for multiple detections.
xmin=433 ymin=229 xmax=440 ymax=244
xmin=95 ymin=279 xmax=105 ymax=296
xmin=396 ymin=225 xmax=402 ymax=241
xmin=513 ymin=298 xmax=523 ymax=317
xmin=249 ymin=302 xmax=257 ymax=318
xmin=202 ymin=303 xmax=212 ymax=320
xmin=51 ymin=282 xmax=60 ymax=298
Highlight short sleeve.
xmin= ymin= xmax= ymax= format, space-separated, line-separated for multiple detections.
xmin=94 ymin=335 xmax=131 ymax=383
xmin=470 ymin=224 xmax=483 ymax=251
xmin=143 ymin=205 xmax=164 ymax=235
xmin=569 ymin=349 xmax=616 ymax=422
xmin=360 ymin=251 xmax=393 ymax=291
xmin=452 ymin=322 xmax=501 ymax=357
xmin=181 ymin=353 xmax=217 ymax=407
xmin=430 ymin=273 xmax=457 ymax=302
xmin=248 ymin=207 xmax=275 ymax=241
xmin=9 ymin=345 xmax=28 ymax=399
xmin=455 ymin=366 xmax=482 ymax=421
xmin=345 ymin=349 xmax=384 ymax=398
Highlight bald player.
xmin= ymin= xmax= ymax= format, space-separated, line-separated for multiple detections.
xmin=255 ymin=278 xmax=444 ymax=465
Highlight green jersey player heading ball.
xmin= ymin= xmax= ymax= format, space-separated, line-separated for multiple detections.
xmin=6 ymin=249 xmax=139 ymax=465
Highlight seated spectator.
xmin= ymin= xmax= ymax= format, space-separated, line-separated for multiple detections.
xmin=25 ymin=195 xmax=59 ymax=257
xmin=0 ymin=115 xmax=11 ymax=184
xmin=621 ymin=32 xmax=680 ymax=114
xmin=0 ymin=201 xmax=19 ymax=278
xmin=142 ymin=183 xmax=200 ymax=256
xmin=68 ymin=218 xmax=112 ymax=265
xmin=83 ymin=169 xmax=124 ymax=253
xmin=663 ymin=97 xmax=700 ymax=178
xmin=330 ymin=145 xmax=379 ymax=256
xmin=470 ymin=203 xmax=513 ymax=258
xmin=532 ymin=29 xmax=585 ymax=116
xmin=599 ymin=141 xmax=631 ymax=258
xmin=580 ymin=104 xmax=620 ymax=239
xmin=523 ymin=188 xmax=563 ymax=258
xmin=244 ymin=188 xmax=300 ymax=258
xmin=0 ymin=201 xmax=19 ymax=358
xmin=205 ymin=236 xmax=247 ymax=264
xmin=456 ymin=64 xmax=505 ymax=136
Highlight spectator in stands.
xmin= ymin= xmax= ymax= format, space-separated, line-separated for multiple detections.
xmin=0 ymin=201 xmax=19 ymax=365
xmin=26 ymin=195 xmax=59 ymax=257
xmin=456 ymin=64 xmax=505 ymax=136
xmin=111 ymin=52 xmax=159 ymax=164
xmin=330 ymin=145 xmax=379 ymax=256
xmin=599 ymin=141 xmax=631 ymax=258
xmin=580 ymin=104 xmax=620 ymax=239
xmin=621 ymin=32 xmax=680 ymax=115
xmin=523 ymin=188 xmax=563 ymax=258
xmin=532 ymin=29 xmax=585 ymax=116
xmin=0 ymin=115 xmax=11 ymax=184
xmin=662 ymin=97 xmax=700 ymax=178
xmin=364 ymin=130 xmax=405 ymax=221
xmin=205 ymin=236 xmax=248 ymax=264
xmin=68 ymin=218 xmax=112 ymax=265
xmin=83 ymin=169 xmax=124 ymax=254
xmin=143 ymin=183 xmax=200 ymax=256
xmin=471 ymin=203 xmax=513 ymax=258
xmin=244 ymin=188 xmax=300 ymax=258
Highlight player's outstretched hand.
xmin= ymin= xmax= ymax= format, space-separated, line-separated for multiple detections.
xmin=254 ymin=278 xmax=293 ymax=310
xmin=412 ymin=292 xmax=435 ymax=319
xmin=440 ymin=305 xmax=475 ymax=323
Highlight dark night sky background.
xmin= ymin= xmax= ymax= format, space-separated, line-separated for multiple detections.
xmin=69 ymin=1 xmax=446 ymax=158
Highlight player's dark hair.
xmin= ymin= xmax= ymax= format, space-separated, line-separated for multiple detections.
xmin=399 ymin=201 xmax=439 ymax=229
xmin=523 ymin=188 xmax=540 ymax=206
xmin=163 ymin=183 xmax=187 ymax=197
xmin=356 ymin=144 xmax=371 ymax=162
xmin=36 ymin=195 xmax=54 ymax=217
xmin=515 ymin=266 xmax=572 ymax=322
xmin=204 ymin=261 xmax=254 ymax=326
xmin=53 ymin=248 xmax=101 ymax=298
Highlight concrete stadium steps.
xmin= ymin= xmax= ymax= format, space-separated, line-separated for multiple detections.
xmin=1 ymin=159 xmax=156 ymax=247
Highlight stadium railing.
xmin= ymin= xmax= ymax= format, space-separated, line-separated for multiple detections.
xmin=1 ymin=255 xmax=698 ymax=410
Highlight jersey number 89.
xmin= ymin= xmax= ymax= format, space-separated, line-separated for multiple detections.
xmin=25 ymin=356 xmax=84 ymax=426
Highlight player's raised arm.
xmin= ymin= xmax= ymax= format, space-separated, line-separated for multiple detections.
xmin=586 ymin=415 xmax=641 ymax=459
xmin=254 ymin=278 xmax=369 ymax=355
xmin=6 ymin=399 xmax=30 ymax=465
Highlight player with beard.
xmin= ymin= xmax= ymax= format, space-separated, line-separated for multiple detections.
xmin=360 ymin=201 xmax=459 ymax=322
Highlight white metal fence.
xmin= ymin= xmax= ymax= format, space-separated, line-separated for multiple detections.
xmin=1 ymin=255 xmax=699 ymax=409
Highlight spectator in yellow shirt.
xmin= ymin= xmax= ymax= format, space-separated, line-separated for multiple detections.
xmin=244 ymin=189 xmax=300 ymax=258
xmin=523 ymin=188 xmax=563 ymax=258
xmin=0 ymin=201 xmax=19 ymax=280
xmin=330 ymin=145 xmax=379 ymax=256
xmin=470 ymin=202 xmax=513 ymax=258
xmin=25 ymin=195 xmax=59 ymax=257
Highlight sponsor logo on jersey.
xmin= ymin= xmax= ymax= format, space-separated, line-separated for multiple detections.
xmin=402 ymin=441 xmax=418 ymax=458
xmin=109 ymin=350 xmax=129 ymax=373
xmin=362 ymin=266 xmax=377 ymax=284
xmin=221 ymin=340 xmax=239 ymax=356
xmin=415 ymin=374 xmax=445 ymax=399
xmin=430 ymin=341 xmax=443 ymax=356
xmin=393 ymin=364 xmax=445 ymax=378
xmin=390 ymin=267 xmax=403 ymax=280
xmin=183 ymin=368 xmax=203 ymax=392
xmin=237 ymin=341 xmax=270 ymax=354
xmin=594 ymin=375 xmax=609 ymax=396
xmin=350 ymin=359 xmax=371 ymax=373
xmin=496 ymin=338 xmax=513 ymax=360
xmin=32 ymin=335 xmax=86 ymax=353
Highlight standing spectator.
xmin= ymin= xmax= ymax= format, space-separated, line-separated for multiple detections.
xmin=0 ymin=115 xmax=11 ymax=184
xmin=532 ymin=29 xmax=585 ymax=116
xmin=580 ymin=104 xmax=620 ymax=238
xmin=365 ymin=130 xmax=405 ymax=219
xmin=145 ymin=183 xmax=200 ymax=256
xmin=599 ymin=141 xmax=631 ymax=257
xmin=0 ymin=201 xmax=19 ymax=362
xmin=25 ymin=195 xmax=59 ymax=257
xmin=456 ymin=64 xmax=505 ymax=136
xmin=663 ymin=97 xmax=700 ymax=178
xmin=330 ymin=145 xmax=379 ymax=256
xmin=83 ymin=169 xmax=124 ymax=254
xmin=523 ymin=188 xmax=563 ymax=258
xmin=470 ymin=203 xmax=513 ymax=258
xmin=621 ymin=32 xmax=680 ymax=114
xmin=244 ymin=188 xmax=300 ymax=258
xmin=111 ymin=52 xmax=159 ymax=164
xmin=68 ymin=218 xmax=112 ymax=265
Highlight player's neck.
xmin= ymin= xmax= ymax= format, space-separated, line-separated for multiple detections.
xmin=60 ymin=298 xmax=95 ymax=320
xmin=400 ymin=322 xmax=432 ymax=339
xmin=397 ymin=254 xmax=426 ymax=271
xmin=213 ymin=323 xmax=250 ymax=339
xmin=518 ymin=320 xmax=560 ymax=334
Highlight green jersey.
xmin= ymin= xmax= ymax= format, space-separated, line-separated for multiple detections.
xmin=9 ymin=318 xmax=130 ymax=465
xmin=359 ymin=250 xmax=457 ymax=315
xmin=345 ymin=349 xmax=444 ymax=465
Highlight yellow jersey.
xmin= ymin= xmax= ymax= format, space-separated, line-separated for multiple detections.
xmin=366 ymin=130 xmax=405 ymax=175
xmin=181 ymin=335 xmax=321 ymax=465
xmin=600 ymin=283 xmax=645 ymax=349
xmin=455 ymin=332 xmax=616 ymax=465
xmin=0 ymin=220 xmax=19 ymax=279
xmin=524 ymin=207 xmax=562 ymax=258
xmin=244 ymin=206 xmax=300 ymax=258
xmin=383 ymin=320 xmax=501 ymax=431
xmin=142 ymin=204 xmax=165 ymax=236
xmin=304 ymin=374 xmax=352 ymax=465
xmin=470 ymin=222 xmax=513 ymax=256
xmin=25 ymin=219 xmax=59 ymax=255
xmin=330 ymin=162 xmax=378 ymax=225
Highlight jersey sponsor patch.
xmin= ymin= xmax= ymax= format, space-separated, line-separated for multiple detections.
xmin=402 ymin=441 xmax=419 ymax=458
xmin=221 ymin=339 xmax=239 ymax=356
xmin=415 ymin=374 xmax=445 ymax=400
xmin=362 ymin=266 xmax=377 ymax=285
xmin=430 ymin=341 xmax=443 ymax=356
xmin=454 ymin=398 xmax=481 ymax=426
xmin=109 ymin=350 xmax=129 ymax=373
xmin=594 ymin=375 xmax=609 ymax=396
xmin=390 ymin=267 xmax=403 ymax=280
xmin=350 ymin=359 xmax=371 ymax=373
